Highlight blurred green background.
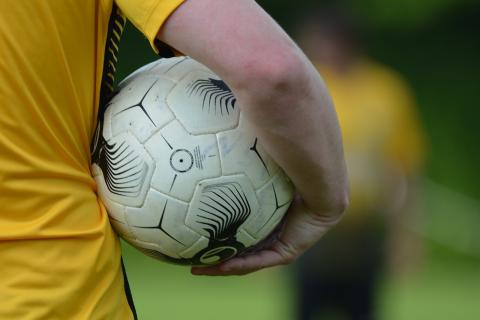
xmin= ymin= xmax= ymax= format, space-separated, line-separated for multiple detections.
xmin=118 ymin=0 xmax=480 ymax=319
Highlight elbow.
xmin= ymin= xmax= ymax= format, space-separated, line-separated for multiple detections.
xmin=233 ymin=47 xmax=310 ymax=104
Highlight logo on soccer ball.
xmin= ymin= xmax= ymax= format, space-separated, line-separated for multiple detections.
xmin=199 ymin=246 xmax=238 ymax=265
xmin=170 ymin=149 xmax=194 ymax=173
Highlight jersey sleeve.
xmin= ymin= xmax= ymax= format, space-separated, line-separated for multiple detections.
xmin=115 ymin=0 xmax=185 ymax=53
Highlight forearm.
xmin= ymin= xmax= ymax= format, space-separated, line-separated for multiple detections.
xmin=234 ymin=57 xmax=348 ymax=218
xmin=158 ymin=0 xmax=348 ymax=218
xmin=158 ymin=0 xmax=349 ymax=274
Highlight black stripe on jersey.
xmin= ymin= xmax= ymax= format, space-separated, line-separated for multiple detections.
xmin=90 ymin=4 xmax=126 ymax=154
xmin=98 ymin=4 xmax=127 ymax=121
xmin=122 ymin=257 xmax=138 ymax=320
xmin=93 ymin=5 xmax=137 ymax=319
xmin=92 ymin=6 xmax=180 ymax=318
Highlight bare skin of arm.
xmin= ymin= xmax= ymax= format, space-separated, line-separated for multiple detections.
xmin=158 ymin=0 xmax=349 ymax=275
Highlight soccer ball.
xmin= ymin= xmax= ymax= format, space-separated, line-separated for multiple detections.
xmin=91 ymin=57 xmax=294 ymax=266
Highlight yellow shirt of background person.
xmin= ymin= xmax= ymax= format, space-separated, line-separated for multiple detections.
xmin=0 ymin=0 xmax=183 ymax=318
xmin=318 ymin=60 xmax=425 ymax=218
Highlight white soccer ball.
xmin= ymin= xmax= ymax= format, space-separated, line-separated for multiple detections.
xmin=92 ymin=57 xmax=294 ymax=265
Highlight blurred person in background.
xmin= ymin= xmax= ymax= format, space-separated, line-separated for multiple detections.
xmin=292 ymin=6 xmax=427 ymax=320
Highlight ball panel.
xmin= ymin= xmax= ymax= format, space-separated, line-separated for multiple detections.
xmin=241 ymin=173 xmax=294 ymax=240
xmin=111 ymin=220 xmax=134 ymax=238
xmin=135 ymin=246 xmax=187 ymax=264
xmin=124 ymin=237 xmax=184 ymax=260
xmin=95 ymin=132 xmax=155 ymax=207
xmin=148 ymin=57 xmax=189 ymax=76
xmin=217 ymin=115 xmax=279 ymax=189
xmin=162 ymin=57 xmax=210 ymax=82
xmin=110 ymin=77 xmax=176 ymax=143
xmin=178 ymin=236 xmax=210 ymax=260
xmin=120 ymin=59 xmax=169 ymax=85
xmin=125 ymin=189 xmax=200 ymax=247
xmin=235 ymin=229 xmax=258 ymax=248
xmin=91 ymin=148 xmax=103 ymax=178
xmin=186 ymin=175 xmax=259 ymax=242
xmin=144 ymin=120 xmax=221 ymax=202
xmin=167 ymin=70 xmax=240 ymax=135
xmin=95 ymin=178 xmax=127 ymax=222
xmin=102 ymin=104 xmax=114 ymax=141
xmin=91 ymin=164 xmax=102 ymax=178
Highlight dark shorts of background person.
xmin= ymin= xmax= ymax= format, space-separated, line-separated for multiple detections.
xmin=294 ymin=217 xmax=386 ymax=320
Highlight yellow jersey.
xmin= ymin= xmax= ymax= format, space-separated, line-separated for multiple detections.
xmin=0 ymin=0 xmax=183 ymax=318
xmin=318 ymin=60 xmax=425 ymax=217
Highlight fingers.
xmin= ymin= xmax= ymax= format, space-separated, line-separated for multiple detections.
xmin=190 ymin=196 xmax=344 ymax=277
xmin=191 ymin=248 xmax=288 ymax=276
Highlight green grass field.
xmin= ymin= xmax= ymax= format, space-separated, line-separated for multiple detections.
xmin=123 ymin=244 xmax=292 ymax=320
xmin=379 ymin=256 xmax=480 ymax=320
xmin=122 ymin=180 xmax=480 ymax=320
xmin=123 ymin=243 xmax=480 ymax=320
